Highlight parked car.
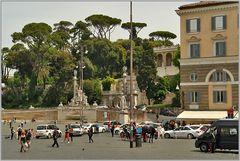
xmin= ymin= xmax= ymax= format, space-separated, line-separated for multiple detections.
xmin=36 ymin=124 xmax=62 ymax=139
xmin=163 ymin=126 xmax=199 ymax=139
xmin=103 ymin=120 xmax=121 ymax=131
xmin=82 ymin=123 xmax=106 ymax=133
xmin=190 ymin=124 xmax=210 ymax=136
xmin=114 ymin=123 xmax=131 ymax=135
xmin=195 ymin=119 xmax=238 ymax=152
xmin=160 ymin=109 xmax=177 ymax=117
xmin=69 ymin=123 xmax=83 ymax=136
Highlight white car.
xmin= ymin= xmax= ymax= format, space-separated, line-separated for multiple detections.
xmin=36 ymin=124 xmax=62 ymax=139
xmin=163 ymin=126 xmax=199 ymax=139
xmin=69 ymin=123 xmax=83 ymax=136
xmin=82 ymin=123 xmax=106 ymax=133
xmin=114 ymin=123 xmax=131 ymax=135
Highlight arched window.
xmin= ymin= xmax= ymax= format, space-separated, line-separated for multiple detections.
xmin=157 ymin=54 xmax=163 ymax=67
xmin=166 ymin=53 xmax=172 ymax=66
xmin=210 ymin=70 xmax=230 ymax=82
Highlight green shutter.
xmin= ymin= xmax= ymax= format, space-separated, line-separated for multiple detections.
xmin=212 ymin=17 xmax=216 ymax=31
xmin=216 ymin=42 xmax=219 ymax=56
xmin=197 ymin=44 xmax=200 ymax=57
xmin=223 ymin=42 xmax=226 ymax=56
xmin=223 ymin=91 xmax=227 ymax=103
xmin=223 ymin=15 xmax=227 ymax=30
xmin=197 ymin=19 xmax=200 ymax=32
xmin=186 ymin=19 xmax=190 ymax=33
xmin=213 ymin=91 xmax=217 ymax=103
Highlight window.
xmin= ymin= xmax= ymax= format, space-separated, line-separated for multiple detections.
xmin=211 ymin=71 xmax=228 ymax=82
xmin=215 ymin=41 xmax=226 ymax=56
xmin=213 ymin=90 xmax=227 ymax=103
xmin=166 ymin=53 xmax=172 ymax=66
xmin=220 ymin=128 xmax=238 ymax=136
xmin=212 ymin=15 xmax=226 ymax=31
xmin=189 ymin=43 xmax=200 ymax=58
xmin=186 ymin=18 xmax=200 ymax=33
xmin=188 ymin=91 xmax=200 ymax=103
xmin=190 ymin=73 xmax=198 ymax=81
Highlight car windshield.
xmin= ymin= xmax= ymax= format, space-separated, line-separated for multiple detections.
xmin=37 ymin=126 xmax=46 ymax=130
xmin=82 ymin=124 xmax=91 ymax=127
xmin=71 ymin=125 xmax=80 ymax=128
xmin=190 ymin=125 xmax=200 ymax=130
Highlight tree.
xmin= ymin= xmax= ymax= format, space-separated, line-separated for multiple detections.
xmin=102 ymin=76 xmax=115 ymax=91
xmin=121 ymin=22 xmax=147 ymax=40
xmin=71 ymin=20 xmax=91 ymax=42
xmin=1 ymin=47 xmax=12 ymax=82
xmin=85 ymin=14 xmax=121 ymax=40
xmin=173 ymin=45 xmax=180 ymax=69
xmin=149 ymin=31 xmax=176 ymax=41
xmin=83 ymin=79 xmax=102 ymax=105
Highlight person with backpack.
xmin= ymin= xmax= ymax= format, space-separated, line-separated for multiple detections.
xmin=19 ymin=130 xmax=27 ymax=152
xmin=17 ymin=126 xmax=22 ymax=140
xmin=26 ymin=129 xmax=32 ymax=149
xmin=52 ymin=128 xmax=59 ymax=148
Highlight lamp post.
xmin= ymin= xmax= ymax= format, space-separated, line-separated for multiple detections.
xmin=129 ymin=1 xmax=134 ymax=148
xmin=73 ymin=69 xmax=77 ymax=101
xmin=76 ymin=45 xmax=88 ymax=124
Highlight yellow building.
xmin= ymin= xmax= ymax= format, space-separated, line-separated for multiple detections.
xmin=176 ymin=1 xmax=238 ymax=112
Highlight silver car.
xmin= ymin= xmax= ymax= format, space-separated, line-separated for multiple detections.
xmin=69 ymin=124 xmax=83 ymax=136
xmin=163 ymin=126 xmax=199 ymax=139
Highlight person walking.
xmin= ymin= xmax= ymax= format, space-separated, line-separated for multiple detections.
xmin=26 ymin=129 xmax=32 ymax=149
xmin=69 ymin=127 xmax=73 ymax=143
xmin=110 ymin=124 xmax=115 ymax=137
xmin=19 ymin=130 xmax=27 ymax=152
xmin=10 ymin=127 xmax=14 ymax=140
xmin=88 ymin=126 xmax=94 ymax=143
xmin=63 ymin=125 xmax=70 ymax=143
xmin=17 ymin=126 xmax=22 ymax=140
xmin=52 ymin=128 xmax=59 ymax=148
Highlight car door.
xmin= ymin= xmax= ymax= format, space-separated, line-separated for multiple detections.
xmin=173 ymin=127 xmax=181 ymax=138
xmin=181 ymin=126 xmax=191 ymax=138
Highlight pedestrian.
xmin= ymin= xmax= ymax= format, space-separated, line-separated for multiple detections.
xmin=10 ymin=127 xmax=14 ymax=140
xmin=52 ymin=128 xmax=59 ymax=148
xmin=64 ymin=125 xmax=70 ymax=143
xmin=19 ymin=130 xmax=27 ymax=152
xmin=26 ymin=129 xmax=32 ymax=149
xmin=69 ymin=127 xmax=73 ymax=143
xmin=88 ymin=126 xmax=94 ymax=143
xmin=9 ymin=120 xmax=12 ymax=129
xmin=17 ymin=126 xmax=22 ymax=140
xmin=111 ymin=124 xmax=115 ymax=137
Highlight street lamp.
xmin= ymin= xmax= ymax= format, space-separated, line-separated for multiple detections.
xmin=76 ymin=45 xmax=88 ymax=124
xmin=73 ymin=69 xmax=77 ymax=101
xmin=129 ymin=1 xmax=134 ymax=148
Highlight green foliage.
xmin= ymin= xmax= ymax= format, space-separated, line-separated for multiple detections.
xmin=83 ymin=79 xmax=102 ymax=105
xmin=121 ymin=22 xmax=147 ymax=40
xmin=85 ymin=14 xmax=121 ymax=40
xmin=149 ymin=31 xmax=177 ymax=41
xmin=102 ymin=76 xmax=115 ymax=91
xmin=147 ymin=103 xmax=172 ymax=109
xmin=173 ymin=45 xmax=180 ymax=69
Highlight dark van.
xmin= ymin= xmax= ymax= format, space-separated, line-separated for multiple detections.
xmin=195 ymin=119 xmax=238 ymax=152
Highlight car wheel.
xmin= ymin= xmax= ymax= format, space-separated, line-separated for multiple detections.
xmin=102 ymin=129 xmax=105 ymax=133
xmin=187 ymin=134 xmax=194 ymax=139
xmin=200 ymin=143 xmax=209 ymax=152
xmin=115 ymin=130 xmax=119 ymax=135
xmin=164 ymin=133 xmax=170 ymax=138
xmin=47 ymin=133 xmax=51 ymax=139
xmin=59 ymin=132 xmax=62 ymax=137
xmin=36 ymin=136 xmax=40 ymax=139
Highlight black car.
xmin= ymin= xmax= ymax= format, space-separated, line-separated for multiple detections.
xmin=160 ymin=109 xmax=177 ymax=117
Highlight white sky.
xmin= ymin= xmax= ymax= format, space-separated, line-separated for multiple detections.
xmin=2 ymin=1 xmax=192 ymax=48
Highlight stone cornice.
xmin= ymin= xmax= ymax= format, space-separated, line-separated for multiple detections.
xmin=180 ymin=56 xmax=238 ymax=66
xmin=176 ymin=3 xmax=238 ymax=15
xmin=153 ymin=45 xmax=178 ymax=53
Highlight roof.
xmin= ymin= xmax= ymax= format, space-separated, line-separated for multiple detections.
xmin=178 ymin=1 xmax=238 ymax=10
xmin=177 ymin=111 xmax=238 ymax=119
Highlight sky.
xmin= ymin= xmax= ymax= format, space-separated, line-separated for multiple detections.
xmin=2 ymin=1 xmax=192 ymax=48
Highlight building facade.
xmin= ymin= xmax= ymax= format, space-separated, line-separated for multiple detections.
xmin=176 ymin=1 xmax=238 ymax=111
xmin=153 ymin=45 xmax=179 ymax=77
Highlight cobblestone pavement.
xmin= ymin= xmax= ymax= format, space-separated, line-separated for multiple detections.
xmin=1 ymin=122 xmax=239 ymax=160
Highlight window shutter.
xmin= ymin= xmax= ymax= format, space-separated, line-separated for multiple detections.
xmin=213 ymin=91 xmax=217 ymax=103
xmin=212 ymin=17 xmax=216 ymax=31
xmin=197 ymin=44 xmax=200 ymax=57
xmin=216 ymin=42 xmax=219 ymax=56
xmin=190 ymin=44 xmax=193 ymax=58
xmin=188 ymin=92 xmax=192 ymax=103
xmin=196 ymin=92 xmax=200 ymax=102
xmin=223 ymin=91 xmax=227 ymax=103
xmin=223 ymin=42 xmax=226 ymax=56
xmin=197 ymin=19 xmax=200 ymax=32
xmin=223 ymin=15 xmax=227 ymax=30
xmin=186 ymin=19 xmax=190 ymax=33
xmin=223 ymin=71 xmax=227 ymax=82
